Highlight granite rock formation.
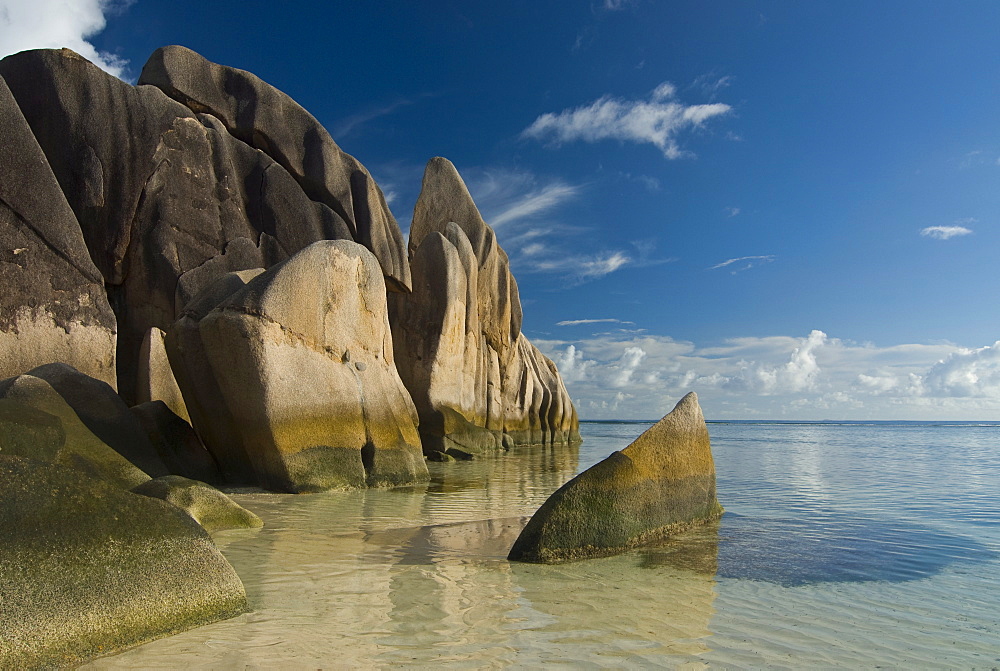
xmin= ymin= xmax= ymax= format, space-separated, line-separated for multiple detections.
xmin=28 ymin=363 xmax=169 ymax=478
xmin=0 ymin=455 xmax=247 ymax=668
xmin=508 ymin=392 xmax=722 ymax=563
xmin=0 ymin=74 xmax=117 ymax=387
xmin=0 ymin=47 xmax=407 ymax=402
xmin=391 ymin=158 xmax=579 ymax=458
xmin=170 ymin=240 xmax=428 ymax=492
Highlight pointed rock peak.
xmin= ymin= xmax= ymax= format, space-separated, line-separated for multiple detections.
xmin=411 ymin=157 xmax=493 ymax=262
xmin=622 ymin=391 xmax=712 ymax=479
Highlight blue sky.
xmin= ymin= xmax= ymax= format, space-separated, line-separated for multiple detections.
xmin=4 ymin=0 xmax=1000 ymax=419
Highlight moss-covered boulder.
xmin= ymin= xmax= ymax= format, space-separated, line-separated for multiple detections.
xmin=0 ymin=455 xmax=247 ymax=668
xmin=28 ymin=362 xmax=169 ymax=477
xmin=508 ymin=392 xmax=723 ymax=563
xmin=0 ymin=374 xmax=150 ymax=488
xmin=132 ymin=475 xmax=263 ymax=532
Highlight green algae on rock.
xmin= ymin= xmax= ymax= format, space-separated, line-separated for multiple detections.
xmin=508 ymin=392 xmax=723 ymax=563
xmin=0 ymin=455 xmax=247 ymax=668
xmin=132 ymin=475 xmax=263 ymax=532
xmin=0 ymin=375 xmax=151 ymax=489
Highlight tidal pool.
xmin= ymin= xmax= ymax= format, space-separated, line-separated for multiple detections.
xmin=90 ymin=421 xmax=1000 ymax=668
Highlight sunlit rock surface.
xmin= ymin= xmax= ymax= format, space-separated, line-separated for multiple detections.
xmin=172 ymin=240 xmax=427 ymax=492
xmin=391 ymin=157 xmax=579 ymax=458
xmin=509 ymin=392 xmax=722 ymax=562
xmin=0 ymin=47 xmax=396 ymax=402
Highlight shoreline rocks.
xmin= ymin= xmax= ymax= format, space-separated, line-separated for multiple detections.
xmin=508 ymin=393 xmax=722 ymax=563
xmin=0 ymin=455 xmax=248 ymax=669
xmin=391 ymin=158 xmax=579 ymax=458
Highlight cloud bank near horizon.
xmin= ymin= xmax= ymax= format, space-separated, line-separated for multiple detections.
xmin=533 ymin=329 xmax=1000 ymax=420
xmin=0 ymin=0 xmax=132 ymax=78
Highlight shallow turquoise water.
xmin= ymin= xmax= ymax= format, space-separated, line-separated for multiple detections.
xmin=91 ymin=421 xmax=1000 ymax=668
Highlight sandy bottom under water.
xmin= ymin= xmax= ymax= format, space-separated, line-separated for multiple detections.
xmin=88 ymin=422 xmax=1000 ymax=669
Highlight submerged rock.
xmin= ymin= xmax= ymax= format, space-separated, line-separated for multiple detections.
xmin=0 ymin=73 xmax=117 ymax=387
xmin=171 ymin=240 xmax=427 ymax=492
xmin=391 ymin=158 xmax=578 ymax=457
xmin=508 ymin=392 xmax=723 ymax=563
xmin=0 ymin=455 xmax=247 ymax=668
xmin=132 ymin=475 xmax=263 ymax=532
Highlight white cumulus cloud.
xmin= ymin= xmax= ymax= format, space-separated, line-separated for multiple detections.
xmin=921 ymin=225 xmax=973 ymax=240
xmin=532 ymin=329 xmax=1000 ymax=420
xmin=0 ymin=0 xmax=132 ymax=78
xmin=521 ymin=81 xmax=731 ymax=159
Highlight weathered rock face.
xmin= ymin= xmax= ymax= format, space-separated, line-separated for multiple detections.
xmin=170 ymin=240 xmax=428 ymax=492
xmin=0 ymin=74 xmax=117 ymax=387
xmin=132 ymin=475 xmax=263 ymax=532
xmin=0 ymin=47 xmax=403 ymax=403
xmin=0 ymin=375 xmax=150 ymax=489
xmin=391 ymin=157 xmax=578 ymax=457
xmin=138 ymin=44 xmax=411 ymax=293
xmin=508 ymin=392 xmax=723 ymax=563
xmin=0 ymin=455 xmax=247 ymax=668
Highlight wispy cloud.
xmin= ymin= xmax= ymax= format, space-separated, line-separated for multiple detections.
xmin=460 ymin=167 xmax=634 ymax=284
xmin=0 ymin=0 xmax=132 ymax=78
xmin=557 ymin=318 xmax=636 ymax=326
xmin=921 ymin=225 xmax=973 ymax=240
xmin=692 ymin=73 xmax=734 ymax=100
xmin=709 ymin=254 xmax=775 ymax=273
xmin=521 ymin=81 xmax=732 ymax=159
xmin=724 ymin=206 xmax=741 ymax=217
xmin=332 ymin=95 xmax=429 ymax=139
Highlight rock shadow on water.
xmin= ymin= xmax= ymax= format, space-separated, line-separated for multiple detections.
xmin=639 ymin=511 xmax=998 ymax=587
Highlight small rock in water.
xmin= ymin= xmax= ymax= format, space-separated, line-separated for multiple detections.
xmin=508 ymin=392 xmax=723 ymax=563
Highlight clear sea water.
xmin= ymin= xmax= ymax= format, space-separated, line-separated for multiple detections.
xmin=91 ymin=421 xmax=1000 ymax=669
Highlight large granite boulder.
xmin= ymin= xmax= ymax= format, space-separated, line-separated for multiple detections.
xmin=508 ymin=392 xmax=723 ymax=563
xmin=0 ymin=375 xmax=150 ymax=489
xmin=391 ymin=157 xmax=578 ymax=457
xmin=166 ymin=269 xmax=264 ymax=485
xmin=27 ymin=362 xmax=169 ymax=478
xmin=0 ymin=73 xmax=117 ymax=387
xmin=0 ymin=48 xmax=368 ymax=402
xmin=138 ymin=44 xmax=411 ymax=293
xmin=132 ymin=475 xmax=263 ymax=532
xmin=0 ymin=455 xmax=247 ymax=668
xmin=170 ymin=240 xmax=427 ymax=492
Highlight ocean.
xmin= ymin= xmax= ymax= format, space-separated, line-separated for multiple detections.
xmin=90 ymin=420 xmax=1000 ymax=668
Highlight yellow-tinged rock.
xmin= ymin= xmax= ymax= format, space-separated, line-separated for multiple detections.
xmin=508 ymin=392 xmax=723 ymax=563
